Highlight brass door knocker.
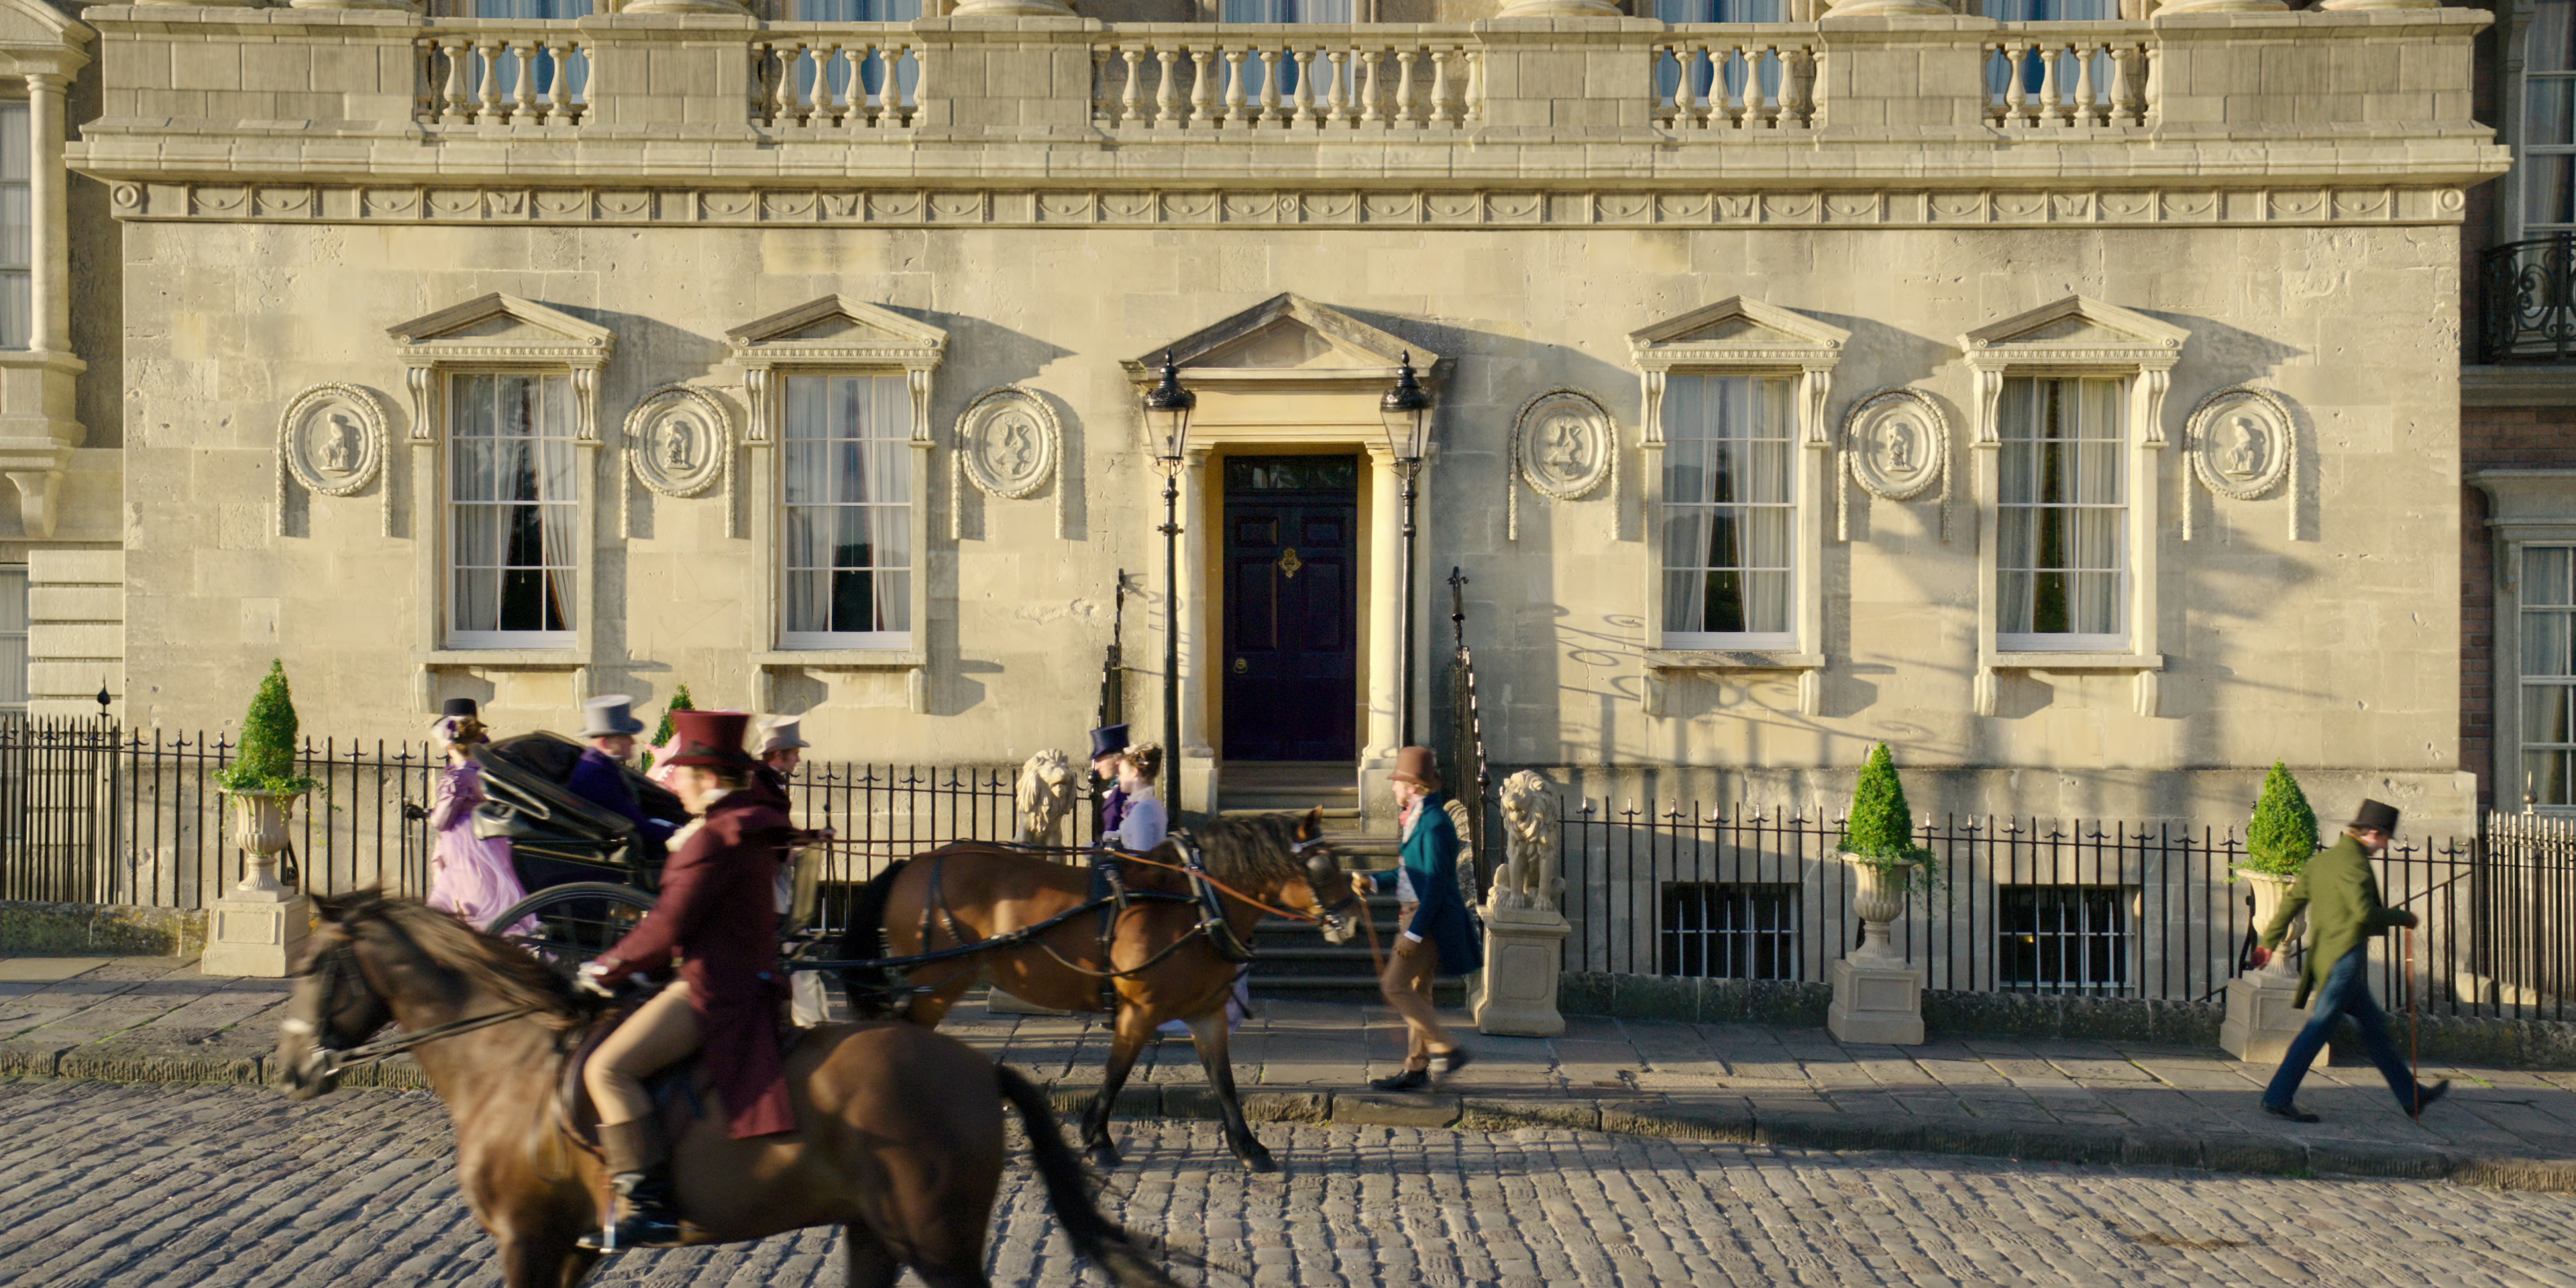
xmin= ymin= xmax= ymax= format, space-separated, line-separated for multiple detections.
xmin=1277 ymin=547 xmax=1303 ymax=578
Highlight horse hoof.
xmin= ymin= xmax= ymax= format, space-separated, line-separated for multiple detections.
xmin=1087 ymin=1144 xmax=1122 ymax=1169
xmin=1240 ymin=1148 xmax=1279 ymax=1175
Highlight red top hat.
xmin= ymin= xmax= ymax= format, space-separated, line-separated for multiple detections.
xmin=665 ymin=710 xmax=755 ymax=769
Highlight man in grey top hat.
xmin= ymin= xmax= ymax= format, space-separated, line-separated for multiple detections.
xmin=568 ymin=695 xmax=674 ymax=871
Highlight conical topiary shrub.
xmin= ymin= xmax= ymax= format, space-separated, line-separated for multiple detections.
xmin=1840 ymin=743 xmax=1937 ymax=883
xmin=641 ymin=683 xmax=694 ymax=772
xmin=215 ymin=659 xmax=315 ymax=796
xmin=2240 ymin=760 xmax=2320 ymax=880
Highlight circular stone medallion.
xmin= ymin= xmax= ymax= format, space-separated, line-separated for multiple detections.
xmin=957 ymin=388 xmax=1059 ymax=500
xmin=625 ymin=386 xmax=733 ymax=498
xmin=280 ymin=383 xmax=389 ymax=496
xmin=1513 ymin=390 xmax=1615 ymax=502
xmin=2186 ymin=386 xmax=2294 ymax=500
xmin=1843 ymin=389 xmax=1947 ymax=502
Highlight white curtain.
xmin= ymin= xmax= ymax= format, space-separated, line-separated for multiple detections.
xmin=0 ymin=101 xmax=29 ymax=351
xmin=533 ymin=375 xmax=579 ymax=633
xmin=1662 ymin=374 xmax=1793 ymax=638
xmin=1998 ymin=377 xmax=2123 ymax=640
xmin=783 ymin=374 xmax=910 ymax=638
xmin=451 ymin=374 xmax=504 ymax=634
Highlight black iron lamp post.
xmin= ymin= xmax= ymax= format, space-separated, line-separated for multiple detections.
xmin=1379 ymin=352 xmax=1435 ymax=747
xmin=1143 ymin=353 xmax=1196 ymax=810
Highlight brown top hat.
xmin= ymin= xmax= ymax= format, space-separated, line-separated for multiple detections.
xmin=1390 ymin=746 xmax=1443 ymax=794
xmin=665 ymin=710 xmax=756 ymax=770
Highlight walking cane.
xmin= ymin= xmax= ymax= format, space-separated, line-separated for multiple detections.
xmin=2407 ymin=922 xmax=2422 ymax=1114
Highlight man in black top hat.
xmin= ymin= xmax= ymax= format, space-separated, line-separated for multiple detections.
xmin=2249 ymin=798 xmax=2450 ymax=1122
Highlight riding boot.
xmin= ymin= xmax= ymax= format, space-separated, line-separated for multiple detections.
xmin=577 ymin=1120 xmax=687 ymax=1252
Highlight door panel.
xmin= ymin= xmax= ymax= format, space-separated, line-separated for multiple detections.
xmin=1222 ymin=455 xmax=1360 ymax=762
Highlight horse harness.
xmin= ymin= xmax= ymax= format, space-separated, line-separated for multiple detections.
xmin=286 ymin=940 xmax=540 ymax=1079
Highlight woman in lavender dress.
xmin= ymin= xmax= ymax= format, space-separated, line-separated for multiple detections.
xmin=423 ymin=700 xmax=534 ymax=936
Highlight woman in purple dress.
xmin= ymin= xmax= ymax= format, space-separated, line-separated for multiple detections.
xmin=423 ymin=699 xmax=534 ymax=936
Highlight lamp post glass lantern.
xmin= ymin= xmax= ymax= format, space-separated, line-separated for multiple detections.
xmin=1144 ymin=353 xmax=1195 ymax=810
xmin=1381 ymin=352 xmax=1434 ymax=747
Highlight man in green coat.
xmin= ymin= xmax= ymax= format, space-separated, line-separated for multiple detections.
xmin=2249 ymin=798 xmax=2449 ymax=1123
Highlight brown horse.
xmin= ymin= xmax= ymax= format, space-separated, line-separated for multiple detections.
xmin=832 ymin=809 xmax=1360 ymax=1174
xmin=273 ymin=891 xmax=1178 ymax=1288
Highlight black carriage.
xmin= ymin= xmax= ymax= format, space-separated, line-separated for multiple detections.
xmin=474 ymin=733 xmax=684 ymax=971
xmin=472 ymin=733 xmax=830 ymax=977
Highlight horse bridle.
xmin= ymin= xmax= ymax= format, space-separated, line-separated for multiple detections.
xmin=285 ymin=934 xmax=536 ymax=1081
xmin=1291 ymin=834 xmax=1363 ymax=936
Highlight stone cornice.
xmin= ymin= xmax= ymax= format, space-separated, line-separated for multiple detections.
xmin=92 ymin=182 xmax=2481 ymax=229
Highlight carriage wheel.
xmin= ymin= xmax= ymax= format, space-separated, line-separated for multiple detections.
xmin=486 ymin=882 xmax=658 ymax=979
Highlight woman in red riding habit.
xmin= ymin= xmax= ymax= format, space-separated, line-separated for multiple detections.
xmin=573 ymin=709 xmax=799 ymax=1252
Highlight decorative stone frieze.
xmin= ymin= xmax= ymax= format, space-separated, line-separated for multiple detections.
xmin=97 ymin=184 xmax=2485 ymax=231
xmin=621 ymin=385 xmax=735 ymax=540
xmin=276 ymin=382 xmax=392 ymax=537
xmin=2182 ymin=384 xmax=2297 ymax=541
xmin=1838 ymin=388 xmax=1950 ymax=543
xmin=1507 ymin=390 xmax=1615 ymax=541
xmin=951 ymin=388 xmax=1061 ymax=539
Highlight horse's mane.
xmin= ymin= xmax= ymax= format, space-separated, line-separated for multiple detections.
xmin=1180 ymin=812 xmax=1318 ymax=887
xmin=320 ymin=889 xmax=592 ymax=1028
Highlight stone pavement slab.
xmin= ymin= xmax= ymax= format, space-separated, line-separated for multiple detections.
xmin=18 ymin=951 xmax=2576 ymax=1192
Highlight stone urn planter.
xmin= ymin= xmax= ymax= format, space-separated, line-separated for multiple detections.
xmin=2241 ymin=871 xmax=2304 ymax=975
xmin=225 ymin=788 xmax=304 ymax=894
xmin=1845 ymin=852 xmax=1919 ymax=959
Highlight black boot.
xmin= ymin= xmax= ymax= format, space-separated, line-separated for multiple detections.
xmin=578 ymin=1122 xmax=687 ymax=1252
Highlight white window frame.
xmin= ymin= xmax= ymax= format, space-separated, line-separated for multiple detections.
xmin=774 ymin=372 xmax=916 ymax=651
xmin=729 ymin=296 xmax=945 ymax=715
xmin=2473 ymin=470 xmax=2576 ymax=812
xmin=443 ymin=369 xmax=582 ymax=651
xmin=1992 ymin=375 xmax=2129 ymax=654
xmin=1654 ymin=372 xmax=1802 ymax=652
xmin=0 ymin=564 xmax=26 ymax=717
xmin=2502 ymin=0 xmax=2576 ymax=244
xmin=1630 ymin=297 xmax=1844 ymax=718
xmin=1960 ymin=295 xmax=2182 ymax=718
xmin=390 ymin=293 xmax=611 ymax=708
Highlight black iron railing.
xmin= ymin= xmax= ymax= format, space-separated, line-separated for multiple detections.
xmin=0 ymin=719 xmax=1094 ymax=924
xmin=2480 ymin=234 xmax=2576 ymax=363
xmin=1445 ymin=567 xmax=1496 ymax=901
xmin=1561 ymin=798 xmax=2576 ymax=1021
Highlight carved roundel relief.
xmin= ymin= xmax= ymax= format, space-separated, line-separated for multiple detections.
xmin=2185 ymin=385 xmax=2294 ymax=501
xmin=280 ymin=383 xmax=389 ymax=497
xmin=624 ymin=386 xmax=733 ymax=498
xmin=1512 ymin=390 xmax=1615 ymax=502
xmin=956 ymin=388 xmax=1059 ymax=500
xmin=1843 ymin=388 xmax=1947 ymax=502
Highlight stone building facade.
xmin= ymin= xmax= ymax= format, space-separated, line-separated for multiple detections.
xmin=9 ymin=0 xmax=2516 ymax=836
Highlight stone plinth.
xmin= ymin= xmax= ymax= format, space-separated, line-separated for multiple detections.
xmin=200 ymin=883 xmax=309 ymax=978
xmin=1474 ymin=905 xmax=1568 ymax=1037
xmin=1828 ymin=955 xmax=1925 ymax=1045
xmin=2220 ymin=969 xmax=2314 ymax=1065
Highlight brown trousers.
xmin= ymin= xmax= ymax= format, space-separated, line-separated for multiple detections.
xmin=586 ymin=980 xmax=699 ymax=1128
xmin=1379 ymin=902 xmax=1452 ymax=1068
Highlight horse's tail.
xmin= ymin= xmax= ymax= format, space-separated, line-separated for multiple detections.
xmin=993 ymin=1065 xmax=1184 ymax=1288
xmin=835 ymin=858 xmax=912 ymax=1018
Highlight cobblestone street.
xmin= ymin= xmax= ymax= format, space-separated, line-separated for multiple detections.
xmin=7 ymin=1080 xmax=2576 ymax=1288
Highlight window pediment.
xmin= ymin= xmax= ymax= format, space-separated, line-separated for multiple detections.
xmin=390 ymin=293 xmax=612 ymax=443
xmin=1628 ymin=296 xmax=1850 ymax=372
xmin=725 ymin=294 xmax=949 ymax=369
xmin=1960 ymin=294 xmax=2186 ymax=371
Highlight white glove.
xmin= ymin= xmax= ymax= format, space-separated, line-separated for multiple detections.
xmin=574 ymin=961 xmax=619 ymax=998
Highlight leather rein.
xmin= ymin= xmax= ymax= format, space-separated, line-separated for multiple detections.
xmin=290 ymin=941 xmax=543 ymax=1077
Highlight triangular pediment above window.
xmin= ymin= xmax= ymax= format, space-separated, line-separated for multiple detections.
xmin=1122 ymin=294 xmax=1442 ymax=388
xmin=1960 ymin=295 xmax=2188 ymax=370
xmin=725 ymin=296 xmax=947 ymax=369
xmin=1629 ymin=297 xmax=1849 ymax=371
xmin=0 ymin=0 xmax=91 ymax=70
xmin=387 ymin=293 xmax=614 ymax=368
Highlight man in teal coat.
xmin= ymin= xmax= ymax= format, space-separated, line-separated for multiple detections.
xmin=1352 ymin=747 xmax=1479 ymax=1091
xmin=2249 ymin=798 xmax=2449 ymax=1122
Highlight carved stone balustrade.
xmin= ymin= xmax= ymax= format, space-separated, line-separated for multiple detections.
xmin=72 ymin=7 xmax=2500 ymax=221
